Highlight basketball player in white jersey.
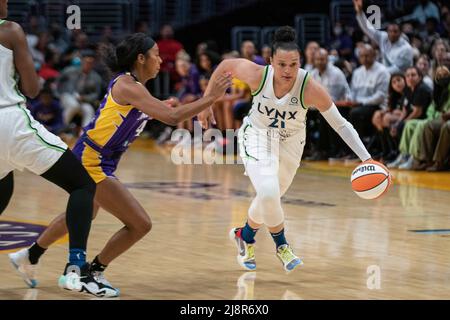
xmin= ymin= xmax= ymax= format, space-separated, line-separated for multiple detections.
xmin=201 ymin=26 xmax=374 ymax=272
xmin=0 ymin=0 xmax=117 ymax=296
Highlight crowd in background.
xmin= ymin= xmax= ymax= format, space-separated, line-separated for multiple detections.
xmin=20 ymin=0 xmax=450 ymax=171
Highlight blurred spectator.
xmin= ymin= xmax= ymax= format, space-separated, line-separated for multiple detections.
xmin=330 ymin=22 xmax=353 ymax=60
xmin=38 ymin=50 xmax=60 ymax=81
xmin=416 ymin=66 xmax=450 ymax=171
xmin=372 ymin=73 xmax=406 ymax=162
xmin=416 ymin=54 xmax=434 ymax=89
xmin=261 ymin=45 xmax=272 ymax=65
xmin=174 ymin=53 xmax=201 ymax=133
xmin=397 ymin=0 xmax=440 ymax=25
xmin=157 ymin=24 xmax=184 ymax=81
xmin=240 ymin=40 xmax=265 ymax=65
xmin=431 ymin=39 xmax=450 ymax=77
xmin=387 ymin=66 xmax=433 ymax=168
xmin=303 ymin=41 xmax=319 ymax=72
xmin=56 ymin=50 xmax=102 ymax=129
xmin=311 ymin=49 xmax=351 ymax=102
xmin=348 ymin=44 xmax=390 ymax=148
xmin=309 ymin=48 xmax=352 ymax=160
xmin=354 ymin=0 xmax=414 ymax=74
xmin=197 ymin=51 xmax=220 ymax=79
xmin=29 ymin=86 xmax=64 ymax=135
xmin=135 ymin=21 xmax=150 ymax=34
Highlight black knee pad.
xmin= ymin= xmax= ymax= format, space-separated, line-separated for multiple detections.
xmin=0 ymin=171 xmax=14 ymax=215
xmin=41 ymin=149 xmax=96 ymax=194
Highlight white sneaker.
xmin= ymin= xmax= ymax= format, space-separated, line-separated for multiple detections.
xmin=58 ymin=263 xmax=120 ymax=298
xmin=398 ymin=155 xmax=414 ymax=170
xmin=8 ymin=248 xmax=38 ymax=288
xmin=276 ymin=244 xmax=303 ymax=272
xmin=387 ymin=154 xmax=406 ymax=168
xmin=229 ymin=228 xmax=256 ymax=271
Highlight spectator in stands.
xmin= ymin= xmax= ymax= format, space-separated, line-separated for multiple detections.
xmin=56 ymin=50 xmax=102 ymax=130
xmin=397 ymin=0 xmax=441 ymax=25
xmin=348 ymin=44 xmax=390 ymax=150
xmin=135 ymin=21 xmax=150 ymax=34
xmin=29 ymin=85 xmax=64 ymax=135
xmin=261 ymin=45 xmax=272 ymax=65
xmin=330 ymin=22 xmax=353 ymax=61
xmin=388 ymin=66 xmax=449 ymax=170
xmin=431 ymin=39 xmax=450 ymax=77
xmin=303 ymin=41 xmax=319 ymax=72
xmin=197 ymin=50 xmax=220 ymax=79
xmin=416 ymin=54 xmax=434 ymax=89
xmin=48 ymin=22 xmax=69 ymax=55
xmin=354 ymin=0 xmax=414 ymax=74
xmin=240 ymin=40 xmax=265 ymax=65
xmin=415 ymin=66 xmax=450 ymax=171
xmin=372 ymin=73 xmax=407 ymax=162
xmin=157 ymin=24 xmax=184 ymax=83
xmin=73 ymin=32 xmax=90 ymax=51
xmin=387 ymin=66 xmax=433 ymax=168
xmin=308 ymin=48 xmax=352 ymax=160
xmin=174 ymin=53 xmax=201 ymax=133
xmin=38 ymin=50 xmax=60 ymax=81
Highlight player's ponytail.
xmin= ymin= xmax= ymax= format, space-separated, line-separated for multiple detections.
xmin=272 ymin=26 xmax=299 ymax=55
xmin=101 ymin=33 xmax=156 ymax=74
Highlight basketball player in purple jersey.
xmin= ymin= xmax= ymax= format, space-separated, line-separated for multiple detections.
xmin=8 ymin=33 xmax=231 ymax=296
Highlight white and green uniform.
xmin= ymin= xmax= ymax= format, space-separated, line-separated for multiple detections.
xmin=238 ymin=65 xmax=310 ymax=227
xmin=0 ymin=19 xmax=67 ymax=179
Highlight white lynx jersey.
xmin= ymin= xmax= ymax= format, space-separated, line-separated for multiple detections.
xmin=0 ymin=20 xmax=26 ymax=108
xmin=246 ymin=65 xmax=309 ymax=136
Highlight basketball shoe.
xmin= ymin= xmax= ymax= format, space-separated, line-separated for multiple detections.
xmin=58 ymin=263 xmax=120 ymax=298
xmin=229 ymin=228 xmax=256 ymax=271
xmin=8 ymin=248 xmax=38 ymax=288
xmin=276 ymin=244 xmax=303 ymax=272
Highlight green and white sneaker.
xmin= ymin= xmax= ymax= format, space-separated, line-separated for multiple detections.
xmin=229 ymin=228 xmax=256 ymax=271
xmin=276 ymin=244 xmax=303 ymax=272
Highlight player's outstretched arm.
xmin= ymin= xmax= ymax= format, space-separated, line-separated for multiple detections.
xmin=115 ymin=73 xmax=231 ymax=126
xmin=9 ymin=22 xmax=40 ymax=98
xmin=199 ymin=59 xmax=264 ymax=128
xmin=304 ymin=77 xmax=372 ymax=162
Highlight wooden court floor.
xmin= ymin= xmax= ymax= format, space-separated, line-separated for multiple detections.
xmin=1 ymin=140 xmax=450 ymax=300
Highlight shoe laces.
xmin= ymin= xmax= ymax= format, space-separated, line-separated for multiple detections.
xmin=278 ymin=245 xmax=296 ymax=263
xmin=246 ymin=244 xmax=255 ymax=260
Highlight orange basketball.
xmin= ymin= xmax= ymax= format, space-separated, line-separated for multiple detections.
xmin=351 ymin=161 xmax=392 ymax=199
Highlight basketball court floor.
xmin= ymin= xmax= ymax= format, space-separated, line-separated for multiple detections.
xmin=1 ymin=139 xmax=450 ymax=300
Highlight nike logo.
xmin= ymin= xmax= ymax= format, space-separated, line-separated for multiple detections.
xmin=239 ymin=239 xmax=246 ymax=256
xmin=262 ymin=94 xmax=270 ymax=99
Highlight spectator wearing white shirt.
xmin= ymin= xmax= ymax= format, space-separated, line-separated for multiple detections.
xmin=308 ymin=49 xmax=352 ymax=160
xmin=354 ymin=0 xmax=414 ymax=74
xmin=348 ymin=44 xmax=390 ymax=144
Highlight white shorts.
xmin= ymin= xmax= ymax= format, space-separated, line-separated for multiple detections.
xmin=238 ymin=119 xmax=306 ymax=194
xmin=0 ymin=105 xmax=67 ymax=179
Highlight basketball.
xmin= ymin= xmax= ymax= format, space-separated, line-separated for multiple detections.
xmin=351 ymin=161 xmax=392 ymax=200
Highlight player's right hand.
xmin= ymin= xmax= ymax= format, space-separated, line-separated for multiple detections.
xmin=353 ymin=0 xmax=363 ymax=13
xmin=209 ymin=72 xmax=232 ymax=100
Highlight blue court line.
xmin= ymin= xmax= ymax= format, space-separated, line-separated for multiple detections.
xmin=409 ymin=229 xmax=450 ymax=234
